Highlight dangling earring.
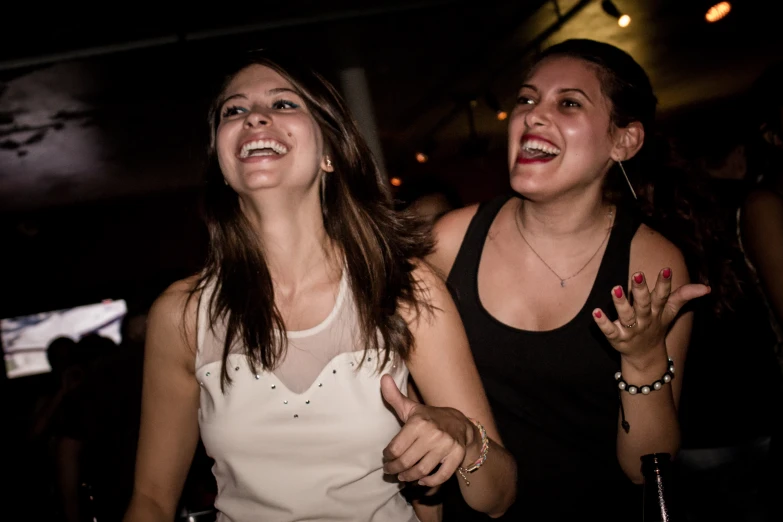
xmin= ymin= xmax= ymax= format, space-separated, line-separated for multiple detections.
xmin=320 ymin=173 xmax=328 ymax=217
xmin=617 ymin=160 xmax=637 ymax=200
xmin=223 ymin=178 xmax=228 ymax=186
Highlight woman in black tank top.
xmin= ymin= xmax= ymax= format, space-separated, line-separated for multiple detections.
xmin=427 ymin=40 xmax=711 ymax=521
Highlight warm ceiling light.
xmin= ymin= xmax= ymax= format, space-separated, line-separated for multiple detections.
xmin=390 ymin=177 xmax=403 ymax=187
xmin=415 ymin=152 xmax=428 ymax=163
xmin=485 ymin=93 xmax=508 ymax=121
xmin=601 ymin=1 xmax=631 ymax=28
xmin=705 ymin=2 xmax=731 ymax=22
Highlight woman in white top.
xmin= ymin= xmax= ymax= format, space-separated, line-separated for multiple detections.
xmin=122 ymin=51 xmax=516 ymax=522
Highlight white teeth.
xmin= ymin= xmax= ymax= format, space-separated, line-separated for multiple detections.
xmin=521 ymin=138 xmax=561 ymax=155
xmin=239 ymin=139 xmax=289 ymax=158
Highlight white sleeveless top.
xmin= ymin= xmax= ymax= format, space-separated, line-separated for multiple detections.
xmin=195 ymin=272 xmax=419 ymax=522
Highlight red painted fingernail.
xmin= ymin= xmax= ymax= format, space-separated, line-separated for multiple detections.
xmin=662 ymin=268 xmax=671 ymax=279
xmin=594 ymin=310 xmax=602 ymax=319
xmin=613 ymin=286 xmax=623 ymax=298
xmin=633 ymin=273 xmax=644 ymax=285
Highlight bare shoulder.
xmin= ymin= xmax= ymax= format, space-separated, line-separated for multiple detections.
xmin=146 ymin=275 xmax=202 ymax=365
xmin=148 ymin=275 xmax=201 ymax=326
xmin=630 ymin=224 xmax=689 ymax=286
xmin=427 ymin=203 xmax=480 ymax=276
xmin=397 ymin=258 xmax=457 ymax=330
xmin=403 ymin=260 xmax=449 ymax=314
xmin=743 ymin=188 xmax=783 ymax=222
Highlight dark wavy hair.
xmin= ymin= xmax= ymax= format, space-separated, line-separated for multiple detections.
xmin=190 ymin=51 xmax=434 ymax=390
xmin=528 ymin=39 xmax=739 ymax=315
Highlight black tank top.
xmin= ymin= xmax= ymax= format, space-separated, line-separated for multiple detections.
xmin=443 ymin=194 xmax=643 ymax=521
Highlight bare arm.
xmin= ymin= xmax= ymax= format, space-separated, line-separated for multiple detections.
xmin=598 ymin=228 xmax=705 ymax=483
xmin=742 ymin=190 xmax=783 ymax=325
xmin=404 ymin=263 xmax=517 ymax=517
xmin=123 ymin=279 xmax=202 ymax=522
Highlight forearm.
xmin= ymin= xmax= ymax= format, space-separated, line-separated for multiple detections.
xmin=455 ymin=430 xmax=517 ymax=517
xmin=616 ymin=344 xmax=680 ymax=483
xmin=123 ymin=492 xmax=175 ymax=522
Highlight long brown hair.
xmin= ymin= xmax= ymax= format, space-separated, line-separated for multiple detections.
xmin=191 ymin=51 xmax=434 ymax=391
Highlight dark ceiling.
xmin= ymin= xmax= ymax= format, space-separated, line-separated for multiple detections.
xmin=1 ymin=0 xmax=781 ymax=315
xmin=1 ymin=0 xmax=782 ymax=212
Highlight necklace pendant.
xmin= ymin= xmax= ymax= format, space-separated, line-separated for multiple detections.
xmin=560 ymin=280 xmax=566 ymax=287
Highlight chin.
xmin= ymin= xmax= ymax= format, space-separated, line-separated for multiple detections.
xmin=240 ymin=170 xmax=285 ymax=189
xmin=509 ymin=167 xmax=548 ymax=198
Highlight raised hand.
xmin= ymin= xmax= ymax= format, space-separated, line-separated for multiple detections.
xmin=592 ymin=267 xmax=710 ymax=360
xmin=380 ymin=374 xmax=477 ymax=487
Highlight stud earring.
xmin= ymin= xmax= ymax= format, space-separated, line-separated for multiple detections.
xmin=325 ymin=158 xmax=332 ymax=169
xmin=617 ymin=160 xmax=637 ymax=200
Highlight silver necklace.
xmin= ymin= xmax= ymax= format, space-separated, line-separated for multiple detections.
xmin=513 ymin=205 xmax=614 ymax=287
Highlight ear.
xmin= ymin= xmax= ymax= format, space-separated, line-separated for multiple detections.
xmin=611 ymin=121 xmax=644 ymax=162
xmin=321 ymin=155 xmax=335 ymax=173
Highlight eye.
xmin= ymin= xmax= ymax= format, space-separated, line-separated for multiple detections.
xmin=272 ymin=99 xmax=300 ymax=110
xmin=561 ymin=99 xmax=581 ymax=108
xmin=516 ymin=96 xmax=535 ymax=106
xmin=221 ymin=105 xmax=246 ymax=118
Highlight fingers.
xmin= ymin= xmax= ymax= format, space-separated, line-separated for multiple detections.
xmin=611 ymin=285 xmax=637 ymax=328
xmin=650 ymin=268 xmax=673 ymax=315
xmin=592 ymin=308 xmax=621 ymax=341
xmin=383 ymin=422 xmax=417 ymax=464
xmin=395 ymin=441 xmax=448 ymax=483
xmin=385 ymin=427 xmax=464 ymax=484
xmin=630 ymin=272 xmax=652 ymax=319
xmin=418 ymin=450 xmax=463 ymax=488
xmin=661 ymin=282 xmax=711 ymax=325
xmin=381 ymin=374 xmax=417 ymax=423
xmin=385 ymin=436 xmax=432 ymax=479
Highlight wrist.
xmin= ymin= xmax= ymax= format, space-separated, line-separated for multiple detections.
xmin=620 ymin=342 xmax=668 ymax=377
xmin=462 ymin=420 xmax=482 ymax=467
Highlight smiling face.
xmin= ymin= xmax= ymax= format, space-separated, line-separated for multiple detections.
xmin=508 ymin=56 xmax=624 ymax=201
xmin=215 ymin=64 xmax=332 ymax=196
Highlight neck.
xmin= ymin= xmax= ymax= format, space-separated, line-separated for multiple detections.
xmin=240 ymin=189 xmax=340 ymax=292
xmin=516 ymin=186 xmax=611 ymax=241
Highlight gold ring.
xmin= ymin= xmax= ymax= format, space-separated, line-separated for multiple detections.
xmin=623 ymin=318 xmax=637 ymax=328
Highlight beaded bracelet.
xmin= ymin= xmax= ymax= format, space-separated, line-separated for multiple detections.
xmin=615 ymin=358 xmax=675 ymax=395
xmin=457 ymin=418 xmax=489 ymax=486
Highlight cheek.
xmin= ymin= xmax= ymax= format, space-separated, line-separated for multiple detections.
xmin=215 ymin=134 xmax=230 ymax=164
xmin=561 ymin=118 xmax=606 ymax=151
xmin=508 ymin=109 xmax=526 ymax=135
xmin=507 ymin=113 xmax=526 ymax=147
xmin=294 ymin=118 xmax=325 ymax=158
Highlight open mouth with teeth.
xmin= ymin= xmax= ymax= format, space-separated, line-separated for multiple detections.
xmin=239 ymin=139 xmax=290 ymax=159
xmin=518 ymin=136 xmax=561 ymax=163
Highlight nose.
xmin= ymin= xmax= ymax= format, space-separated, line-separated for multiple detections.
xmin=523 ymin=103 xmax=549 ymax=128
xmin=244 ymin=110 xmax=270 ymax=128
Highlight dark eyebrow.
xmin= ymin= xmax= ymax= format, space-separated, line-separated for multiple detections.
xmin=218 ymin=87 xmax=301 ymax=109
xmin=267 ymin=87 xmax=299 ymax=96
xmin=519 ymin=84 xmax=593 ymax=104
xmin=558 ymin=88 xmax=592 ymax=103
xmin=218 ymin=93 xmax=247 ymax=110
